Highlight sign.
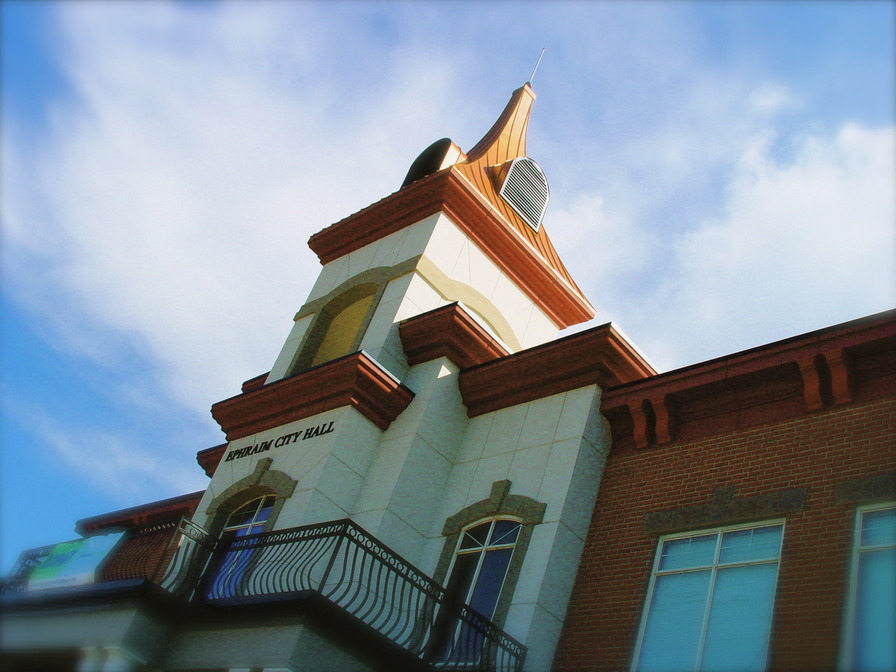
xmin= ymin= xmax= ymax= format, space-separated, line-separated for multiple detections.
xmin=26 ymin=531 xmax=125 ymax=591
xmin=224 ymin=421 xmax=336 ymax=463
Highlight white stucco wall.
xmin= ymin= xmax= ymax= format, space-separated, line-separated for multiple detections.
xmin=418 ymin=384 xmax=611 ymax=672
xmin=193 ymin=407 xmax=382 ymax=531
xmin=266 ymin=212 xmax=561 ymax=384
xmin=195 ymin=195 xmax=605 ymax=671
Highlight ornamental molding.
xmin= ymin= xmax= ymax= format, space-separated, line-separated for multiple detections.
xmin=211 ymin=352 xmax=414 ymax=441
xmin=459 ymin=322 xmax=655 ymax=417
xmin=307 ymin=169 xmax=593 ymax=329
xmin=602 ymin=309 xmax=896 ymax=449
xmin=399 ymin=303 xmax=509 ymax=369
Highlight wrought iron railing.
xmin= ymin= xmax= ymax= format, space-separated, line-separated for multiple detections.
xmin=153 ymin=517 xmax=218 ymax=599
xmin=198 ymin=519 xmax=526 ymax=671
xmin=2 ymin=517 xmax=525 ymax=671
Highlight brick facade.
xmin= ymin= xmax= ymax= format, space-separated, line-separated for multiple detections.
xmin=553 ymin=313 xmax=896 ymax=672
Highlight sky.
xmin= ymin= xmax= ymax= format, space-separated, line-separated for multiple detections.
xmin=1 ymin=0 xmax=893 ymax=572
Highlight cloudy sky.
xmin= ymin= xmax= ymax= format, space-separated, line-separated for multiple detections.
xmin=1 ymin=0 xmax=893 ymax=571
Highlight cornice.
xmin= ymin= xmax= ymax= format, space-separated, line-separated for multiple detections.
xmin=308 ymin=171 xmax=449 ymax=264
xmin=210 ymin=352 xmax=415 ymax=441
xmin=459 ymin=323 xmax=656 ymax=417
xmin=196 ymin=443 xmax=227 ymax=477
xmin=399 ymin=303 xmax=510 ymax=369
xmin=307 ymin=170 xmax=594 ymax=329
xmin=601 ymin=309 xmax=896 ymax=449
xmin=76 ymin=491 xmax=205 ymax=533
xmin=603 ymin=310 xmax=896 ymax=410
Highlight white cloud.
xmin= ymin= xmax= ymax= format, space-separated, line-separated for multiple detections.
xmin=605 ymin=122 xmax=896 ymax=370
xmin=3 ymin=2 xmax=471 ymax=419
xmin=550 ymin=193 xmax=660 ymax=316
xmin=2 ymin=0 xmax=893 ymax=437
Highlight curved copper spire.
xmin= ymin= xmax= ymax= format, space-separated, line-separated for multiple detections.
xmin=450 ymin=84 xmax=595 ymax=324
xmin=311 ymin=82 xmax=595 ymax=328
xmin=462 ymin=83 xmax=535 ymax=166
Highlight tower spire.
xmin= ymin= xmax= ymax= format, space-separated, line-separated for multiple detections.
xmin=462 ymin=83 xmax=536 ymax=166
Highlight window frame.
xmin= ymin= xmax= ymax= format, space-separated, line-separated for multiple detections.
xmin=444 ymin=517 xmax=523 ymax=621
xmin=433 ymin=480 xmax=545 ymax=629
xmin=207 ymin=493 xmax=280 ymax=600
xmin=631 ymin=519 xmax=786 ymax=672
xmin=839 ymin=501 xmax=896 ymax=672
xmin=427 ymin=516 xmax=525 ymax=664
xmin=202 ymin=458 xmax=296 ymax=539
xmin=289 ymin=282 xmax=383 ymax=375
xmin=221 ymin=494 xmax=277 ymax=538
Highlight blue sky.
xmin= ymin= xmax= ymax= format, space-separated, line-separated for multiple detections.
xmin=1 ymin=0 xmax=894 ymax=572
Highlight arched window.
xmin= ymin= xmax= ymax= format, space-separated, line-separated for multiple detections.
xmin=429 ymin=517 xmax=524 ymax=662
xmin=222 ymin=495 xmax=276 ymax=538
xmin=446 ymin=518 xmax=521 ymax=621
xmin=433 ymin=480 xmax=545 ymax=629
xmin=207 ymin=495 xmax=276 ymax=600
xmin=309 ymin=290 xmax=376 ymax=366
xmin=290 ymin=283 xmax=380 ymax=374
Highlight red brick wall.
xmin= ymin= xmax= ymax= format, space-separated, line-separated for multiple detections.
xmin=553 ymin=396 xmax=896 ymax=672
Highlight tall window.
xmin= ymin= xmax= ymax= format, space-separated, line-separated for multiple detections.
xmin=447 ymin=518 xmax=521 ymax=620
xmin=208 ymin=495 xmax=275 ymax=599
xmin=431 ymin=518 xmax=521 ymax=661
xmin=843 ymin=503 xmax=896 ymax=672
xmin=633 ymin=521 xmax=784 ymax=672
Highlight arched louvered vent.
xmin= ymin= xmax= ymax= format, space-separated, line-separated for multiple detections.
xmin=498 ymin=157 xmax=549 ymax=232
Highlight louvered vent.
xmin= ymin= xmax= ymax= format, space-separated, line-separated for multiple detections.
xmin=498 ymin=157 xmax=549 ymax=232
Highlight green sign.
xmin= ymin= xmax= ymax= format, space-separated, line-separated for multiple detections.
xmin=26 ymin=531 xmax=125 ymax=591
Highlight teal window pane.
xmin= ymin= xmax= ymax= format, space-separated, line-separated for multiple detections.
xmin=860 ymin=508 xmax=896 ymax=547
xmin=659 ymin=534 xmax=717 ymax=571
xmin=719 ymin=525 xmax=783 ymax=564
xmin=854 ymin=547 xmax=896 ymax=672
xmin=701 ymin=563 xmax=779 ymax=672
xmin=637 ymin=570 xmax=711 ymax=671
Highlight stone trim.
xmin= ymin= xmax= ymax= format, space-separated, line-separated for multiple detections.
xmin=204 ymin=458 xmax=297 ymax=537
xmin=294 ymin=259 xmax=419 ymax=321
xmin=289 ymin=280 xmax=385 ymax=376
xmin=414 ymin=256 xmax=522 ymax=352
xmin=442 ymin=480 xmax=546 ymax=533
xmin=643 ymin=485 xmax=808 ymax=534
xmin=434 ymin=480 xmax=546 ymax=628
xmin=834 ymin=472 xmax=896 ymax=504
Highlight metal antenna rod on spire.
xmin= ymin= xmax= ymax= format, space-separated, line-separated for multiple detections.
xmin=528 ymin=48 xmax=546 ymax=84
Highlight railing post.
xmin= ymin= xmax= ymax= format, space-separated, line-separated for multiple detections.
xmin=318 ymin=520 xmax=347 ymax=593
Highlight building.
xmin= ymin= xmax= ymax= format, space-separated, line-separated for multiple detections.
xmin=554 ymin=310 xmax=895 ymax=672
xmin=2 ymin=82 xmax=894 ymax=672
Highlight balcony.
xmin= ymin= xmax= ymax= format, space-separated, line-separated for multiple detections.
xmin=7 ymin=517 xmax=526 ymax=671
